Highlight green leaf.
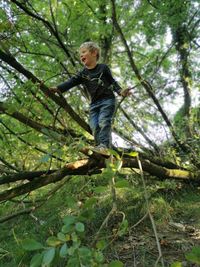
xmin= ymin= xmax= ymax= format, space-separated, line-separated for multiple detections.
xmin=78 ymin=247 xmax=92 ymax=265
xmin=67 ymin=246 xmax=76 ymax=256
xmin=108 ymin=149 xmax=120 ymax=159
xmin=42 ymin=247 xmax=56 ymax=265
xmin=61 ymin=224 xmax=74 ymax=234
xmin=59 ymin=243 xmax=68 ymax=258
xmin=108 ymin=260 xmax=124 ymax=267
xmin=118 ymin=219 xmax=129 ymax=237
xmin=21 ymin=239 xmax=43 ymax=251
xmin=46 ymin=236 xmax=62 ymax=247
xmin=94 ymin=250 xmax=104 ymax=263
xmin=114 ymin=159 xmax=123 ymax=171
xmin=57 ymin=232 xmax=67 ymax=242
xmin=102 ymin=169 xmax=114 ymax=179
xmin=126 ymin=151 xmax=138 ymax=157
xmin=170 ymin=262 xmax=182 ymax=267
xmin=63 ymin=215 xmax=76 ymax=226
xmin=71 ymin=232 xmax=78 ymax=243
xmin=83 ymin=197 xmax=97 ymax=209
xmin=93 ymin=186 xmax=108 ymax=193
xmin=79 ymin=246 xmax=92 ymax=258
xmin=30 ymin=253 xmax=43 ymax=267
xmin=75 ymin=222 xmax=85 ymax=232
xmin=185 ymin=246 xmax=200 ymax=264
xmin=96 ymin=239 xmax=107 ymax=250
xmin=67 ymin=257 xmax=80 ymax=267
xmin=115 ymin=180 xmax=129 ymax=188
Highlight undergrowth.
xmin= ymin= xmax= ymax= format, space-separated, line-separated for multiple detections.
xmin=1 ymin=167 xmax=200 ymax=266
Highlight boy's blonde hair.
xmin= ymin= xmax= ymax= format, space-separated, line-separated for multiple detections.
xmin=80 ymin=41 xmax=100 ymax=61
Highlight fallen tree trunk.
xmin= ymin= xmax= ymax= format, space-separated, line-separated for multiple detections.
xmin=0 ymin=170 xmax=56 ymax=185
xmin=0 ymin=156 xmax=199 ymax=202
xmin=122 ymin=158 xmax=200 ymax=180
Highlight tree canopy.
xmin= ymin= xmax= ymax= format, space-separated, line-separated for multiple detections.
xmin=0 ymin=0 xmax=199 ymax=200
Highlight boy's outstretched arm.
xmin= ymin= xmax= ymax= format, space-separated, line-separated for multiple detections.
xmin=49 ymin=72 xmax=83 ymax=94
xmin=49 ymin=87 xmax=62 ymax=94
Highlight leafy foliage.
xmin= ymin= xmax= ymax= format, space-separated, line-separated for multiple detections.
xmin=21 ymin=214 xmax=123 ymax=267
xmin=185 ymin=246 xmax=200 ymax=265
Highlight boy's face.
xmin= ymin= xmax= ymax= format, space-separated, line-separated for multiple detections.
xmin=80 ymin=47 xmax=97 ymax=68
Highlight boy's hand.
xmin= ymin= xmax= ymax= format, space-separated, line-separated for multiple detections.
xmin=49 ymin=87 xmax=61 ymax=94
xmin=120 ymin=88 xmax=132 ymax=97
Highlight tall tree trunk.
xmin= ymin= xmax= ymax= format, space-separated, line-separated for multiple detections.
xmin=173 ymin=25 xmax=192 ymax=138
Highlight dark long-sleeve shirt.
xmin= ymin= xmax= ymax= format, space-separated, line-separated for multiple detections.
xmin=57 ymin=64 xmax=122 ymax=104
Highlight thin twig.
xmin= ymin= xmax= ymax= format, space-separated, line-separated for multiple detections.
xmin=136 ymin=155 xmax=165 ymax=267
xmin=130 ymin=212 xmax=148 ymax=229
xmin=93 ymin=155 xmax=118 ymax=244
xmin=94 ymin=205 xmax=117 ymax=244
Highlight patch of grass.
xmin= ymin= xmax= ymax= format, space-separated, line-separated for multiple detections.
xmin=171 ymin=185 xmax=200 ymax=226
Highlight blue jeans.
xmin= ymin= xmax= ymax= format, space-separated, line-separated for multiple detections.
xmin=89 ymin=98 xmax=116 ymax=148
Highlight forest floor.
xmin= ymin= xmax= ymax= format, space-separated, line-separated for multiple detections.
xmin=0 ymin=174 xmax=200 ymax=267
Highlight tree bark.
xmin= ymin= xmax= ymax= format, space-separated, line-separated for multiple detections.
xmin=173 ymin=25 xmax=192 ymax=138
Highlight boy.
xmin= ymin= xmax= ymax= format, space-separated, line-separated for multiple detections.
xmin=50 ymin=42 xmax=130 ymax=153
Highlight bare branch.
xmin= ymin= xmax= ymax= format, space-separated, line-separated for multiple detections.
xmin=0 ymin=156 xmax=19 ymax=172
xmin=119 ymin=107 xmax=160 ymax=152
